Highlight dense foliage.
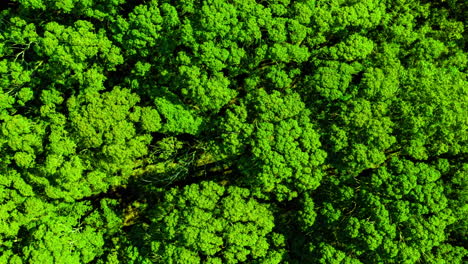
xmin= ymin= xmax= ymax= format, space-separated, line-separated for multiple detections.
xmin=0 ymin=0 xmax=466 ymax=263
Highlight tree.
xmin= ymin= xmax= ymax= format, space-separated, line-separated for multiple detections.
xmin=221 ymin=89 xmax=327 ymax=201
xmin=0 ymin=0 xmax=466 ymax=262
xmin=127 ymin=181 xmax=286 ymax=264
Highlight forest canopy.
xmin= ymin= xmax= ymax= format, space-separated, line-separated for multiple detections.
xmin=0 ymin=0 xmax=467 ymax=263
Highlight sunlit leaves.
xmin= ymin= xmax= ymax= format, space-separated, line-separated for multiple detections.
xmin=144 ymin=181 xmax=282 ymax=263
